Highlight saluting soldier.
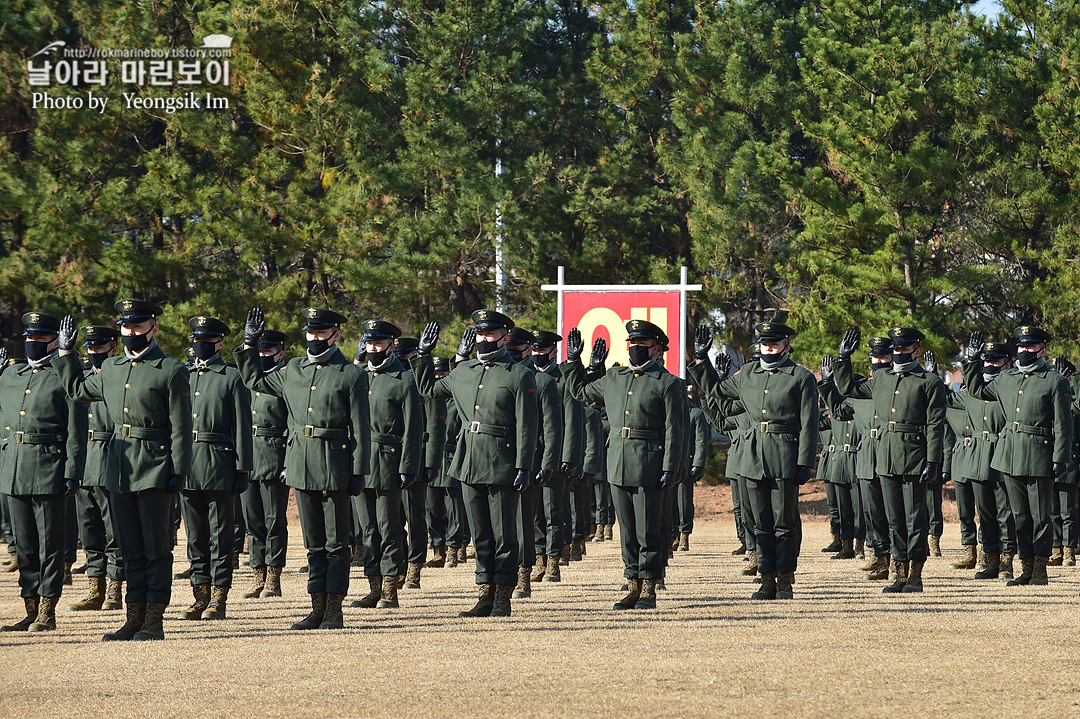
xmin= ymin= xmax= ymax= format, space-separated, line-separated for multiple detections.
xmin=413 ymin=310 xmax=539 ymax=618
xmin=177 ymin=316 xmax=253 ymax=621
xmin=562 ymin=320 xmax=685 ymax=610
xmin=240 ymin=329 xmax=291 ymax=599
xmin=818 ymin=357 xmax=861 ymax=560
xmin=944 ymin=394 xmax=978 ymax=571
xmin=674 ymin=391 xmax=711 ymax=552
xmin=66 ymin=325 xmax=125 ymax=613
xmin=834 ymin=326 xmax=946 ymax=594
xmin=962 ymin=328 xmax=1074 ymax=585
xmin=690 ymin=322 xmax=819 ymax=600
xmin=581 ymin=402 xmax=606 ymax=541
xmin=236 ymin=307 xmax=370 ymax=630
xmin=54 ymin=300 xmax=192 ymax=641
xmin=1049 ymin=355 xmax=1079 ymax=567
xmin=425 ymin=356 xmax=464 ymax=568
xmin=0 ymin=313 xmax=87 ymax=633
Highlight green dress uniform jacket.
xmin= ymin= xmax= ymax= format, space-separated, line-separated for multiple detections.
xmin=365 ymin=358 xmax=425 ymax=489
xmin=234 ymin=346 xmax=370 ymax=491
xmin=947 ymin=386 xmax=1005 ymax=483
xmin=532 ymin=370 xmax=564 ymax=474
xmin=944 ymin=405 xmax=971 ymax=482
xmin=188 ymin=356 xmax=254 ymax=490
xmin=0 ymin=358 xmax=88 ymax=495
xmin=582 ymin=405 xmax=605 ymax=477
xmin=83 ymin=368 xmax=113 ymax=488
xmin=423 ymin=395 xmax=446 ymax=475
xmin=819 ymin=381 xmax=858 ymax=485
xmin=249 ymin=363 xmax=289 ymax=482
xmin=688 ymin=405 xmax=710 ymax=477
xmin=53 ymin=342 xmax=191 ymax=492
xmin=433 ymin=397 xmax=461 ymax=488
xmin=537 ymin=362 xmax=584 ymax=470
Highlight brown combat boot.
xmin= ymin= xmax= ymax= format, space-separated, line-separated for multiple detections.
xmin=132 ymin=601 xmax=167 ymax=640
xmin=289 ymin=593 xmax=326 ymax=630
xmin=1007 ymin=557 xmax=1034 ymax=586
xmin=27 ymin=596 xmax=58 ymax=632
xmin=181 ymin=584 xmax=211 ymax=620
xmin=751 ymin=573 xmax=778 ymax=600
xmin=951 ymin=545 xmax=977 ymax=570
xmin=490 ymin=585 xmax=514 ymax=617
xmin=513 ymin=566 xmax=532 ymax=599
xmin=882 ymin=560 xmax=909 ymax=593
xmin=929 ymin=535 xmax=942 ymax=557
xmin=974 ymin=546 xmax=988 ymax=572
xmin=831 ymin=538 xmax=856 ymax=560
xmin=580 ymin=539 xmax=587 ymax=557
xmin=859 ymin=553 xmax=880 ymax=572
xmin=865 ymin=554 xmax=891 ymax=581
xmin=776 ymin=572 xmax=795 ymax=599
xmin=319 ymin=593 xmax=345 ymax=629
xmin=587 ymin=524 xmax=597 ymax=541
xmin=604 ymin=525 xmax=614 ymax=541
xmin=974 ymin=552 xmax=1000 ymax=579
xmin=102 ymin=601 xmax=145 ymax=641
xmin=63 ymin=562 xmax=73 ymax=586
xmin=241 ymin=566 xmax=266 ymax=599
xmin=377 ymin=575 xmax=399 ymax=608
xmin=544 ymin=554 xmax=561 ymax=582
xmin=1066 ymin=547 xmax=1077 ymax=566
xmin=395 ymin=573 xmax=406 ymax=590
xmin=1048 ymin=547 xmax=1064 ymax=566
xmin=203 ymin=586 xmax=229 ymax=620
xmin=570 ymin=541 xmax=583 ymax=562
xmin=999 ymin=553 xmax=1015 ymax=580
xmin=732 ymin=542 xmax=747 ymax=556
xmin=741 ymin=550 xmax=758 ymax=576
xmin=822 ymin=533 xmax=842 ymax=553
xmin=1030 ymin=555 xmax=1050 ymax=585
xmin=101 ymin=579 xmax=123 ymax=610
xmin=460 ymin=584 xmax=495 ymax=617
xmin=614 ymin=579 xmax=642 ymax=610
xmin=404 ymin=562 xmax=423 ymax=589
xmin=678 ymin=533 xmax=690 ymax=552
xmin=67 ymin=575 xmax=106 ymax=611
xmin=426 ymin=546 xmax=446 ymax=568
xmin=445 ymin=546 xmax=460 ymax=568
xmin=560 ymin=543 xmax=571 ymax=566
xmin=351 ymin=576 xmax=381 ymax=608
xmin=593 ymin=525 xmax=605 ymax=543
xmin=634 ymin=579 xmax=658 ymax=609
xmin=263 ymin=566 xmax=283 ymax=597
xmin=2 ymin=597 xmax=39 ymax=632
xmin=901 ymin=561 xmax=924 ymax=592
xmin=531 ymin=554 xmax=547 ymax=582
xmin=855 ymin=537 xmax=865 ymax=558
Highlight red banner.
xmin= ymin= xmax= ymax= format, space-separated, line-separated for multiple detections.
xmin=561 ymin=290 xmax=682 ymax=374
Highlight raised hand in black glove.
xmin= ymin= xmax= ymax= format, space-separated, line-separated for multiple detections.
xmin=63 ymin=479 xmax=79 ymax=497
xmin=923 ymin=351 xmax=937 ymax=375
xmin=355 ymin=338 xmax=367 ymax=364
xmin=1053 ymin=355 xmax=1072 ymax=379
xmin=659 ymin=471 xmax=677 ymax=490
xmin=566 ymin=328 xmax=584 ymax=362
xmin=0 ymin=346 xmax=8 ymax=369
xmin=399 ymin=473 xmax=417 ymax=490
xmin=796 ymin=466 xmax=812 ymax=485
xmin=820 ymin=356 xmax=835 ymax=382
xmin=1054 ymin=462 xmax=1068 ymax=478
xmin=455 ymin=327 xmax=475 ymax=358
xmin=838 ymin=328 xmax=861 ymax=360
xmin=166 ymin=475 xmax=185 ymax=494
xmin=59 ymin=315 xmax=78 ymax=352
xmin=245 ymin=307 xmax=265 ymax=347
xmin=588 ymin=338 xmax=608 ymax=371
xmin=966 ymin=331 xmax=984 ymax=360
xmin=513 ymin=469 xmax=530 ymax=493
xmin=919 ymin=462 xmax=940 ymax=484
xmin=348 ymin=475 xmax=365 ymax=496
xmin=232 ymin=472 xmax=249 ymax=495
xmin=419 ymin=321 xmax=441 ymax=357
xmin=715 ymin=351 xmax=732 ymax=379
xmin=534 ymin=468 xmax=552 ymax=486
xmin=693 ymin=325 xmax=712 ymax=361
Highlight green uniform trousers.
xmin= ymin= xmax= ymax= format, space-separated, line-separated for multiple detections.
xmin=954 ymin=480 xmax=977 ymax=547
xmin=569 ymin=481 xmax=591 ymax=541
xmin=427 ymin=483 xmax=464 ymax=549
xmin=730 ymin=478 xmax=746 ymax=546
xmin=401 ymin=482 xmax=428 ymax=565
xmin=860 ymin=477 xmax=891 ymax=557
xmin=593 ymin=480 xmax=614 ymax=526
xmin=295 ymin=489 xmax=351 ymax=596
xmin=8 ymin=494 xmax=67 ymax=599
xmin=881 ymin=475 xmax=929 ymax=563
xmin=972 ymin=479 xmax=1016 ymax=555
xmin=926 ymin=481 xmax=944 ymax=538
xmin=746 ymin=476 xmax=802 ymax=574
xmin=462 ymin=483 xmax=519 ymax=586
xmin=111 ymin=488 xmax=174 ymax=604
xmin=827 ymin=481 xmax=859 ymax=540
xmin=737 ymin=475 xmax=758 ymax=553
xmin=825 ymin=481 xmax=841 ymax=537
xmin=611 ymin=484 xmax=663 ymax=579
xmin=534 ymin=473 xmax=567 ymax=556
xmin=64 ymin=496 xmax=78 ymax=564
xmin=676 ymin=481 xmax=695 ymax=534
xmin=1003 ymin=475 xmax=1054 ymax=559
xmin=241 ymin=480 xmax=290 ymax=568
xmin=516 ymin=485 xmax=537 ymax=567
xmin=75 ymin=486 xmax=124 ymax=580
xmin=1051 ymin=481 xmax=1078 ymax=550
xmin=354 ymin=488 xmax=404 ymax=578
xmin=180 ymin=488 xmax=236 ymax=588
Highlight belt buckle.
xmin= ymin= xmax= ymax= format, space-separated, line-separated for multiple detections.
xmin=120 ymin=424 xmax=132 ymax=438
xmin=304 ymin=425 xmax=315 ymax=438
xmin=469 ymin=420 xmax=481 ymax=434
xmin=620 ymin=427 xmax=631 ymax=439
xmin=828 ymin=444 xmax=835 ymax=452
xmin=192 ymin=430 xmax=200 ymax=442
xmin=1011 ymin=421 xmax=1020 ymax=433
xmin=869 ymin=428 xmax=879 ymax=440
xmin=887 ymin=420 xmax=897 ymax=432
xmin=14 ymin=431 xmax=24 ymax=444
xmin=843 ymin=443 xmax=851 ymax=452
xmin=252 ymin=426 xmax=258 ymax=437
xmin=759 ymin=422 xmax=769 ymax=433
xmin=981 ymin=430 xmax=991 ymax=441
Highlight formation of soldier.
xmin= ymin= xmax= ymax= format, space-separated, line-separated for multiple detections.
xmin=0 ymin=299 xmax=1074 ymax=638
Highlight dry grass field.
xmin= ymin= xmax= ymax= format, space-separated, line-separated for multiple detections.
xmin=1 ymin=487 xmax=1078 ymax=718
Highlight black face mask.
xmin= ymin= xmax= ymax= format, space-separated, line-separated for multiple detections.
xmin=628 ymin=345 xmax=652 ymax=367
xmin=121 ymin=332 xmax=151 ymax=353
xmin=477 ymin=340 xmax=501 ymax=356
xmin=983 ymin=364 xmax=1003 ymax=376
xmin=192 ymin=340 xmax=218 ymax=360
xmin=532 ymin=348 xmax=555 ymax=368
xmin=892 ymin=352 xmax=914 ymax=365
xmin=88 ymin=352 xmax=110 ymax=369
xmin=1017 ymin=349 xmax=1039 ymax=366
xmin=306 ymin=338 xmax=333 ymax=355
xmin=508 ymin=346 xmax=527 ymax=363
xmin=259 ymin=354 xmax=280 ymax=371
xmin=368 ymin=348 xmax=390 ymax=367
xmin=25 ymin=340 xmax=52 ymax=361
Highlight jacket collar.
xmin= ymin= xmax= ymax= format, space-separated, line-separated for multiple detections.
xmin=298 ymin=346 xmax=348 ymax=370
xmin=115 ymin=343 xmax=168 ymax=366
xmin=191 ymin=354 xmax=227 ymax=374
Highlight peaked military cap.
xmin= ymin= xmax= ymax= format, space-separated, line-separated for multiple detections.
xmin=21 ymin=311 xmax=61 ymax=335
xmin=114 ymin=299 xmax=162 ymax=325
xmin=755 ymin=321 xmax=795 ymax=342
xmin=188 ymin=315 xmax=230 ymax=338
xmin=472 ymin=309 xmax=514 ymax=332
xmin=302 ymin=307 xmax=347 ymax=330
xmin=867 ymin=336 xmax=892 ymax=356
xmin=396 ymin=336 xmax=420 ymax=354
xmin=361 ymin=319 xmax=401 ymax=341
xmin=982 ymin=341 xmax=1012 ymax=359
xmin=1013 ymin=325 xmax=1051 ymax=345
xmin=82 ymin=325 xmax=121 ymax=347
xmin=748 ymin=342 xmax=761 ymax=359
xmin=432 ymin=356 xmax=451 ymax=373
xmin=887 ymin=326 xmax=925 ymax=347
xmin=184 ymin=347 xmax=195 ymax=360
xmin=508 ymin=327 xmax=534 ymax=345
xmin=258 ymin=329 xmax=288 ymax=348
xmin=626 ymin=319 xmax=668 ymax=345
xmin=531 ymin=330 xmax=562 ymax=347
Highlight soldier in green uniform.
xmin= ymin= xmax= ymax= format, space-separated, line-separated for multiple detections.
xmin=675 ymin=392 xmax=710 ymax=552
xmin=691 ymin=322 xmax=819 ymax=600
xmin=66 ymin=325 xmax=125 ymax=613
xmin=581 ymin=402 xmax=606 ymax=542
xmin=413 ymin=311 xmax=538 ymax=617
xmin=591 ymin=402 xmax=615 ymax=543
xmin=834 ymin=326 xmax=947 ymax=594
xmin=1049 ymin=355 xmax=1078 ymax=567
xmin=922 ymin=353 xmax=946 ymax=559
xmin=818 ymin=357 xmax=861 ymax=560
xmin=944 ymin=392 xmax=978 ymax=570
xmin=710 ymin=351 xmax=758 ymax=566
xmin=240 ymin=329 xmax=291 ymax=599
xmin=425 ymin=356 xmax=463 ymax=568
xmin=0 ymin=313 xmax=87 ymax=633
xmin=562 ymin=320 xmax=684 ymax=609
xmin=54 ymin=300 xmax=192 ymax=641
xmin=236 ymin=306 xmax=370 ymax=630
xmin=963 ymin=328 xmax=1074 ymax=585
xmin=348 ymin=320 xmax=423 ymax=610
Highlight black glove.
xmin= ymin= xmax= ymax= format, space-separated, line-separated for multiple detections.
xmin=941 ymin=470 xmax=951 ymax=483
xmin=166 ymin=475 xmax=185 ymax=494
xmin=659 ymin=471 xmax=677 ymax=490
xmin=1053 ymin=355 xmax=1071 ymax=378
xmin=715 ymin=352 xmax=732 ymax=379
xmin=796 ymin=466 xmax=812 ymax=485
xmin=560 ymin=461 xmax=577 ymax=475
xmin=276 ymin=468 xmax=287 ymax=483
xmin=0 ymin=346 xmax=8 ymax=368
xmin=455 ymin=327 xmax=475 ymax=359
xmin=355 ymin=338 xmax=367 ymax=364
xmin=232 ymin=472 xmax=249 ymax=495
xmin=838 ymin=328 xmax=861 ymax=360
xmin=399 ymin=473 xmax=417 ymax=490
xmin=63 ymin=479 xmax=79 ymax=497
xmin=580 ymin=471 xmax=597 ymax=482
xmin=588 ymin=338 xmax=608 ymax=372
xmin=693 ymin=325 xmax=712 ymax=361
xmin=919 ymin=462 xmax=940 ymax=484
xmin=245 ymin=307 xmax=266 ymax=347
xmin=348 ymin=474 xmax=365 ymax=496
xmin=820 ymin=356 xmax=835 ymax=382
xmin=566 ymin=328 xmax=584 ymax=362
xmin=689 ymin=465 xmax=704 ymax=480
xmin=966 ymin=331 xmax=984 ymax=360
xmin=418 ymin=321 xmax=441 ymax=357
xmin=59 ymin=315 xmax=77 ymax=352
xmin=513 ymin=469 xmax=530 ymax=493
xmin=534 ymin=468 xmax=552 ymax=486
xmin=1054 ymin=462 xmax=1068 ymax=478
xmin=425 ymin=467 xmax=439 ymax=482
xmin=923 ymin=351 xmax=937 ymax=374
